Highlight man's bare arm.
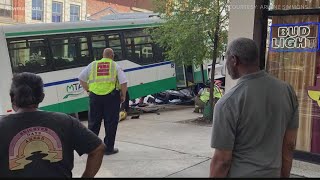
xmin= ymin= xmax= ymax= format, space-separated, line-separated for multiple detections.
xmin=281 ymin=129 xmax=298 ymax=178
xmin=120 ymin=83 xmax=128 ymax=103
xmin=80 ymin=80 xmax=89 ymax=92
xmin=209 ymin=149 xmax=232 ymax=177
xmin=82 ymin=143 xmax=105 ymax=178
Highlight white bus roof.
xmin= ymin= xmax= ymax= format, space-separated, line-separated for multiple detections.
xmin=2 ymin=18 xmax=162 ymax=38
xmin=98 ymin=13 xmax=159 ymax=20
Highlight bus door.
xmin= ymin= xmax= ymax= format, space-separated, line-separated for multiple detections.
xmin=193 ymin=64 xmax=206 ymax=84
xmin=185 ymin=65 xmax=194 ymax=86
xmin=175 ymin=64 xmax=187 ymax=88
xmin=175 ymin=64 xmax=204 ymax=88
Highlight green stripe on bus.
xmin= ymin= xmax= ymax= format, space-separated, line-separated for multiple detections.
xmin=5 ymin=23 xmax=160 ymax=37
xmin=39 ymin=77 xmax=176 ymax=114
xmin=40 ymin=97 xmax=89 ymax=114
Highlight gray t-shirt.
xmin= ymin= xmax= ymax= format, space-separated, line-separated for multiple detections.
xmin=211 ymin=70 xmax=299 ymax=178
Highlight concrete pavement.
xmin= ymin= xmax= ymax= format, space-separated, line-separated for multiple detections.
xmin=73 ymin=107 xmax=212 ymax=177
xmin=72 ymin=107 xmax=309 ymax=178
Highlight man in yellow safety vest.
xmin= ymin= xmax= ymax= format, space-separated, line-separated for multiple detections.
xmin=194 ymin=84 xmax=223 ymax=113
xmin=79 ymin=48 xmax=128 ymax=155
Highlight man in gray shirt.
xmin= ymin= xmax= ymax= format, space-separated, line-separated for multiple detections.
xmin=210 ymin=38 xmax=299 ymax=178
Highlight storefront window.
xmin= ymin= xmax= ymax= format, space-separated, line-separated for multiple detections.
xmin=266 ymin=14 xmax=320 ymax=154
xmin=269 ymin=0 xmax=320 ymax=10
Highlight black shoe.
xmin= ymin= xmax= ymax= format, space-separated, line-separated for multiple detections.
xmin=105 ymin=148 xmax=119 ymax=155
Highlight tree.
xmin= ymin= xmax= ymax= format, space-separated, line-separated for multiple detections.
xmin=151 ymin=0 xmax=229 ymax=121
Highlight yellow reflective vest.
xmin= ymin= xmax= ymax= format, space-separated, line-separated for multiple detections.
xmin=200 ymin=86 xmax=223 ymax=103
xmin=88 ymin=58 xmax=118 ymax=95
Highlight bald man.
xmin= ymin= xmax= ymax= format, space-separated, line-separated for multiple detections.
xmin=79 ymin=48 xmax=128 ymax=155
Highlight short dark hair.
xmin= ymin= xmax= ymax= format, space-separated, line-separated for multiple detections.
xmin=226 ymin=38 xmax=259 ymax=65
xmin=10 ymin=72 xmax=44 ymax=108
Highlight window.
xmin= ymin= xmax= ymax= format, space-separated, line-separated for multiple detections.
xmin=50 ymin=35 xmax=90 ymax=69
xmin=107 ymin=34 xmax=123 ymax=61
xmin=8 ymin=38 xmax=51 ymax=73
xmin=52 ymin=1 xmax=62 ymax=22
xmin=153 ymin=43 xmax=165 ymax=62
xmin=0 ymin=0 xmax=12 ymax=17
xmin=91 ymin=34 xmax=106 ymax=60
xmin=265 ymin=0 xmax=320 ymax=157
xmin=70 ymin=4 xmax=80 ymax=22
xmin=124 ymin=30 xmax=156 ymax=65
xmin=91 ymin=33 xmax=123 ymax=61
xmin=32 ymin=0 xmax=43 ymax=21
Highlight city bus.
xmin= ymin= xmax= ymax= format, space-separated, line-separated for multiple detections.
xmin=0 ymin=16 xmax=220 ymax=115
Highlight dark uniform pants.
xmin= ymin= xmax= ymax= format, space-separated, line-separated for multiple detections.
xmin=88 ymin=90 xmax=120 ymax=152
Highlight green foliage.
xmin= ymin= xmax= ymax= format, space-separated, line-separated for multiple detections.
xmin=150 ymin=0 xmax=229 ymax=66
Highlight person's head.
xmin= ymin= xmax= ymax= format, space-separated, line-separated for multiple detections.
xmin=103 ymin=48 xmax=114 ymax=59
xmin=215 ymin=80 xmax=222 ymax=87
xmin=9 ymin=72 xmax=45 ymax=111
xmin=225 ymin=38 xmax=260 ymax=79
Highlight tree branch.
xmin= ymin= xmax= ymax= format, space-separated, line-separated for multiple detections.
xmin=207 ymin=31 xmax=215 ymax=44
xmin=220 ymin=15 xmax=229 ymax=24
xmin=219 ymin=0 xmax=228 ymax=15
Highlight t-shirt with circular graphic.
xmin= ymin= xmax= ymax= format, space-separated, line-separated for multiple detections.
xmin=0 ymin=111 xmax=102 ymax=178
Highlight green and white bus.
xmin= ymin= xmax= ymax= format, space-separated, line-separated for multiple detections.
xmin=0 ymin=17 xmax=218 ymax=115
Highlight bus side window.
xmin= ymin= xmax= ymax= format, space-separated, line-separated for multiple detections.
xmin=8 ymin=38 xmax=52 ymax=73
xmin=124 ymin=29 xmax=155 ymax=66
xmin=153 ymin=44 xmax=165 ymax=63
xmin=91 ymin=34 xmax=106 ymax=61
xmin=106 ymin=34 xmax=123 ymax=61
xmin=50 ymin=35 xmax=90 ymax=70
xmin=91 ymin=33 xmax=123 ymax=61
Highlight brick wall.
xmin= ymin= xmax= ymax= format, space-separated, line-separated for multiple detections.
xmin=87 ymin=0 xmax=131 ymax=16
xmin=106 ymin=0 xmax=154 ymax=11
xmin=87 ymin=0 xmax=154 ymax=17
xmin=13 ymin=0 xmax=25 ymax=23
xmin=134 ymin=0 xmax=154 ymax=11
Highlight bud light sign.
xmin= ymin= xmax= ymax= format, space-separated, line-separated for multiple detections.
xmin=270 ymin=22 xmax=319 ymax=52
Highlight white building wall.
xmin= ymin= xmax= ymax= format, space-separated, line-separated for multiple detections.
xmin=25 ymin=0 xmax=86 ymax=24
xmin=225 ymin=0 xmax=256 ymax=92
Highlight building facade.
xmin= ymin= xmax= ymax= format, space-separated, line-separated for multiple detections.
xmin=1 ymin=0 xmax=154 ymax=24
xmin=0 ymin=0 xmax=87 ymax=25
xmin=25 ymin=0 xmax=86 ymax=23
xmin=0 ymin=0 xmax=25 ymax=25
xmin=227 ymin=0 xmax=320 ymax=163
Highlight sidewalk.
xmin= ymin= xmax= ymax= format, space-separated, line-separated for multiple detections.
xmin=72 ymin=107 xmax=314 ymax=178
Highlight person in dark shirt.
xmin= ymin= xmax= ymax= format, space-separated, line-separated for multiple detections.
xmin=0 ymin=72 xmax=105 ymax=178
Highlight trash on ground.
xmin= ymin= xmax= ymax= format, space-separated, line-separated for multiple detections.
xmin=123 ymin=88 xmax=196 ymax=121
